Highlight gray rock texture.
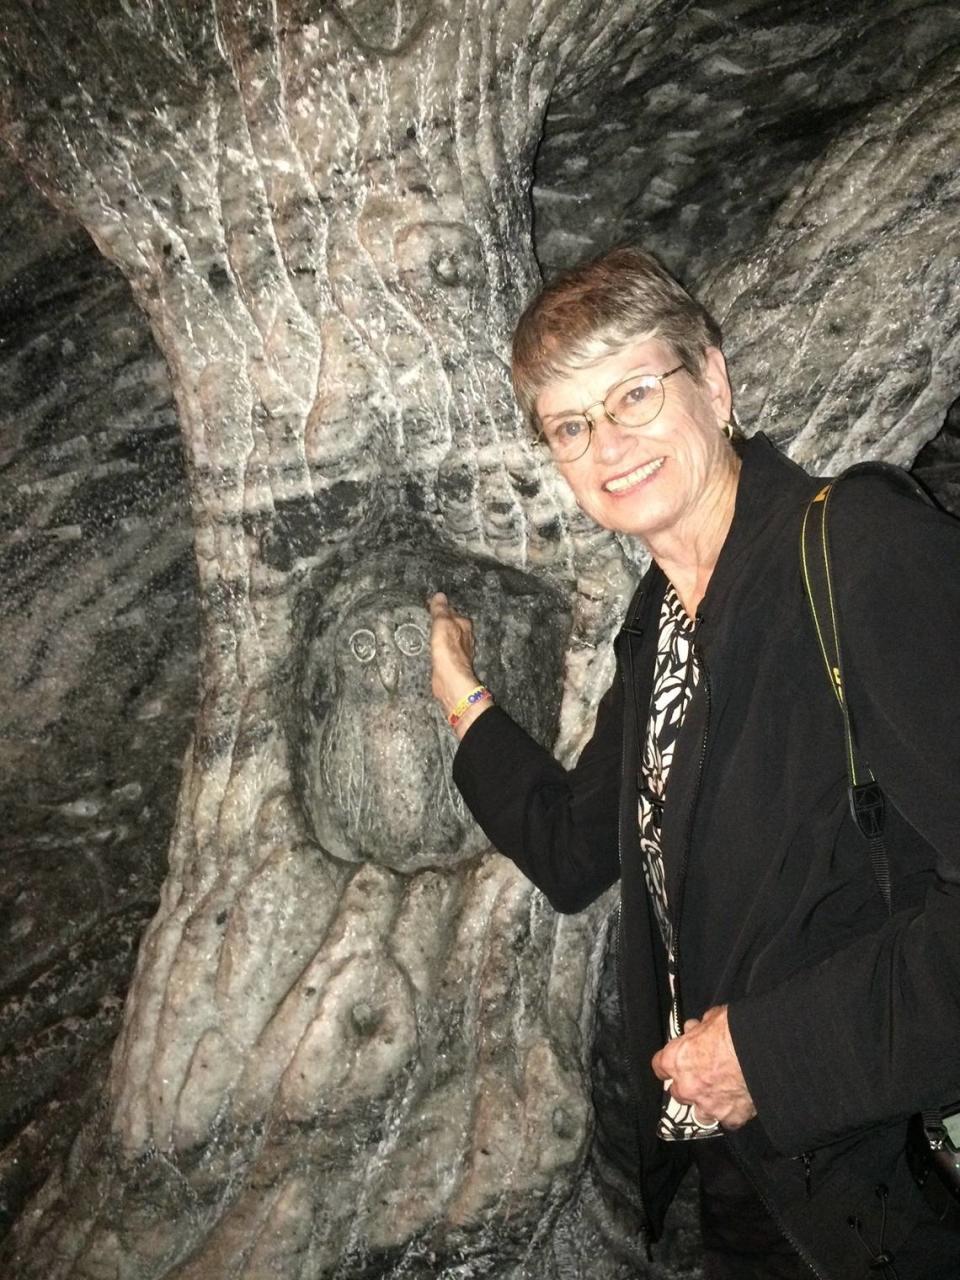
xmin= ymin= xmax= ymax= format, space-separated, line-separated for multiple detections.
xmin=534 ymin=2 xmax=960 ymax=284
xmin=0 ymin=151 xmax=198 ymax=1240
xmin=706 ymin=51 xmax=960 ymax=472
xmin=0 ymin=1 xmax=957 ymax=1278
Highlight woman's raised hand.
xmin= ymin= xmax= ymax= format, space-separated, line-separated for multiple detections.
xmin=428 ymin=593 xmax=493 ymax=738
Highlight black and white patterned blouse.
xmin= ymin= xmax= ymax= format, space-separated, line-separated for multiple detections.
xmin=638 ymin=583 xmax=720 ymax=1142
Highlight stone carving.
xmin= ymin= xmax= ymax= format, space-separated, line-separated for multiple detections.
xmin=298 ymin=542 xmax=571 ymax=872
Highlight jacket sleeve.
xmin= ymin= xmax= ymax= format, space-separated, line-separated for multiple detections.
xmin=728 ymin=470 xmax=960 ymax=1155
xmin=451 ymin=671 xmax=624 ymax=913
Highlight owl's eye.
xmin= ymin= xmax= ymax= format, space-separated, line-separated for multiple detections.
xmin=395 ymin=622 xmax=426 ymax=656
xmin=349 ymin=628 xmax=377 ymax=663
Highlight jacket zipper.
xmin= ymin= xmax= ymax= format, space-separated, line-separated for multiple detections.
xmin=615 ymin=613 xmax=655 ymax=1255
xmin=614 ymin=901 xmax=654 ymax=1259
xmin=728 ymin=1144 xmax=828 ymax=1279
xmin=669 ymin=636 xmax=711 ymax=1032
xmin=675 ymin=630 xmax=828 ymax=1279
xmin=799 ymin=1150 xmax=813 ymax=1199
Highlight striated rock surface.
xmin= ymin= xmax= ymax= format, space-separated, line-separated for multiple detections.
xmin=0 ymin=153 xmax=198 ymax=1237
xmin=0 ymin=4 xmax=638 ymax=1276
xmin=705 ymin=51 xmax=960 ymax=472
xmin=0 ymin=2 xmax=957 ymax=1278
xmin=534 ymin=1 xmax=960 ymax=281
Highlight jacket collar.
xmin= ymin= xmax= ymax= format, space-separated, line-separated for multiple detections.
xmin=695 ymin=432 xmax=820 ymax=627
xmin=618 ymin=433 xmax=818 ymax=641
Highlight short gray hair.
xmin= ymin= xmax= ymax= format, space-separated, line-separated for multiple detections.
xmin=511 ymin=247 xmax=723 ymax=426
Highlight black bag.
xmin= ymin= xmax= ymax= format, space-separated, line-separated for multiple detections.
xmin=800 ymin=467 xmax=960 ymax=1206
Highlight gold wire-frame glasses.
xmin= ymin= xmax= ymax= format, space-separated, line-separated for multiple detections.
xmin=536 ymin=364 xmax=685 ymax=463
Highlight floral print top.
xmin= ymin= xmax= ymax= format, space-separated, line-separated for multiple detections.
xmin=638 ymin=583 xmax=720 ymax=1142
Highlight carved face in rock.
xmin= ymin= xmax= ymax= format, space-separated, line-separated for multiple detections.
xmin=338 ymin=599 xmax=431 ymax=698
xmin=300 ymin=590 xmax=485 ymax=874
xmin=297 ymin=546 xmax=571 ymax=875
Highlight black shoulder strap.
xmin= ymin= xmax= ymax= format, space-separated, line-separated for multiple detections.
xmin=807 ymin=469 xmax=960 ymax=1158
xmin=800 ymin=476 xmax=892 ymax=910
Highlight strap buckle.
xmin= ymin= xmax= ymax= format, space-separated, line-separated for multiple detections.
xmin=850 ymin=781 xmax=885 ymax=839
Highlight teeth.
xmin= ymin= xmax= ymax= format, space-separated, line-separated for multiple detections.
xmin=605 ymin=457 xmax=664 ymax=493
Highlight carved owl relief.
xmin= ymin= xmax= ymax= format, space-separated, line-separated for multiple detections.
xmin=296 ymin=544 xmax=571 ymax=875
xmin=301 ymin=591 xmax=483 ymax=874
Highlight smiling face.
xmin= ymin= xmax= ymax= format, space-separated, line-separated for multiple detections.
xmin=535 ymin=337 xmax=737 ymax=544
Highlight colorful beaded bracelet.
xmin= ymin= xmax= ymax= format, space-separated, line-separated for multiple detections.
xmin=448 ymin=685 xmax=493 ymax=727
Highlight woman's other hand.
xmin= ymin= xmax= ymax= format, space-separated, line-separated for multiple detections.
xmin=428 ymin=593 xmax=492 ymax=739
xmin=651 ymin=1005 xmax=757 ymax=1130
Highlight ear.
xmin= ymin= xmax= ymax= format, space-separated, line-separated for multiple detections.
xmin=701 ymin=346 xmax=733 ymax=427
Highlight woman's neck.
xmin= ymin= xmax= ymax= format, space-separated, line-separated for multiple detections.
xmin=647 ymin=455 xmax=741 ymax=619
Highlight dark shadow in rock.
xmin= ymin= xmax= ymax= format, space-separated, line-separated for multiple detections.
xmin=912 ymin=395 xmax=960 ymax=517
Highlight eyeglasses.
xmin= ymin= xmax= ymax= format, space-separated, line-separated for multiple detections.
xmin=536 ymin=364 xmax=685 ymax=463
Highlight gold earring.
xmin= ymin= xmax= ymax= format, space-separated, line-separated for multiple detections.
xmin=720 ymin=418 xmax=734 ymax=440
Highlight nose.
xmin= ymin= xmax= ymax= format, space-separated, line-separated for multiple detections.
xmin=588 ymin=407 xmax=632 ymax=461
xmin=377 ymin=651 xmax=399 ymax=692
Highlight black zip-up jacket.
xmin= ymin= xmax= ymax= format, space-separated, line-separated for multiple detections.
xmin=453 ymin=434 xmax=960 ymax=1278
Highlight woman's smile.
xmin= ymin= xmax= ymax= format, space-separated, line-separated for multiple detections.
xmin=535 ymin=337 xmax=736 ymax=548
xmin=603 ymin=455 xmax=665 ymax=494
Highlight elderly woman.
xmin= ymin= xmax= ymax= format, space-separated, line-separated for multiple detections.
xmin=428 ymin=248 xmax=960 ymax=1279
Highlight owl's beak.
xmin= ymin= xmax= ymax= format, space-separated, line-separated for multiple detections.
xmin=377 ymin=653 xmax=399 ymax=692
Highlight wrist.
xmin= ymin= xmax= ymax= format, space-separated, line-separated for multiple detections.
xmin=447 ymin=684 xmax=494 ymax=728
xmin=451 ymin=694 xmax=494 ymax=741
